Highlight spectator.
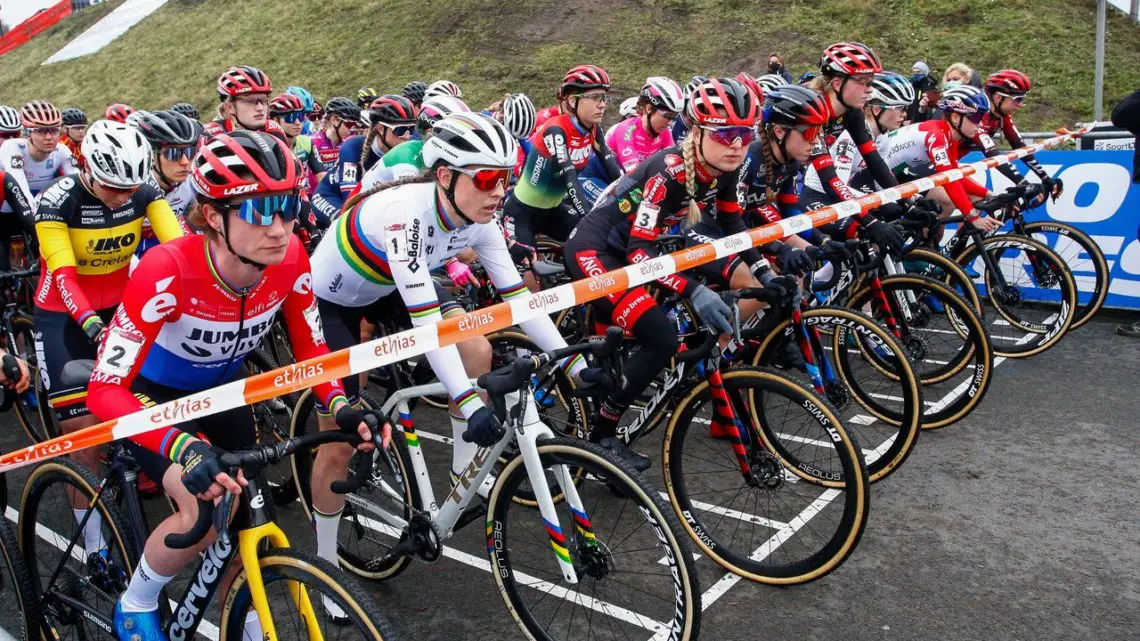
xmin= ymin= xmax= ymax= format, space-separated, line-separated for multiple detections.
xmin=909 ymin=61 xmax=939 ymax=123
xmin=1111 ymin=88 xmax=1140 ymax=337
xmin=941 ymin=62 xmax=973 ymax=89
xmin=768 ymin=54 xmax=795 ymax=84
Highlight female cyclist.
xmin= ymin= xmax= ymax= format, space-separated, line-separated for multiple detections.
xmin=0 ymin=106 xmax=22 ymax=143
xmin=424 ymin=79 xmax=463 ymax=100
xmin=0 ymin=101 xmax=79 ymax=203
xmin=104 ymin=104 xmax=135 ymax=124
xmin=286 ymin=85 xmax=317 ymax=135
xmin=306 ymin=113 xmax=587 ymax=580
xmin=201 ymin=65 xmax=287 ymax=142
xmin=128 ymin=110 xmax=199 ymax=257
xmin=838 ymin=71 xmax=917 ymax=192
xmin=971 ymin=69 xmax=1062 ymax=200
xmin=170 ymin=102 xmax=200 ymax=122
xmin=357 ymin=95 xmax=471 ymax=191
xmin=564 ymin=77 xmax=769 ymax=470
xmin=403 ymin=80 xmax=429 ymax=107
xmin=492 ymin=92 xmax=537 ymax=177
xmin=85 ymin=130 xmax=384 ymax=639
xmin=61 ymin=107 xmax=88 ymax=162
xmin=270 ymin=93 xmax=326 ymax=191
xmin=310 ymin=96 xmax=361 ymax=174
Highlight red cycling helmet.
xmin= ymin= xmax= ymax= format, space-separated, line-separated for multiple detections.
xmin=734 ymin=72 xmax=765 ymax=103
xmin=687 ymin=77 xmax=761 ymax=127
xmin=560 ymin=64 xmax=611 ymax=97
xmin=985 ymin=69 xmax=1032 ymax=96
xmin=190 ymin=130 xmax=300 ymax=201
xmin=269 ymin=93 xmax=305 ymax=115
xmin=820 ymin=42 xmax=882 ymax=77
xmin=217 ymin=65 xmax=273 ymax=99
xmin=367 ymin=95 xmax=418 ymax=126
xmin=104 ymin=103 xmax=135 ymax=124
xmin=20 ymin=100 xmax=62 ymax=128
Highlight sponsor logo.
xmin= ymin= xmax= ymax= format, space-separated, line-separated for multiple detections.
xmin=274 ymin=361 xmax=325 ymax=389
xmin=168 ymin=537 xmax=232 ymax=641
xmin=88 ymin=233 xmax=138 ymax=254
xmin=292 ymin=273 xmax=312 ymax=295
xmin=249 ymin=492 xmax=266 ymax=510
xmin=181 ymin=318 xmax=274 ymax=359
xmin=150 ymin=396 xmax=213 ymax=425
xmin=328 ymin=273 xmax=343 ymax=293
xmin=222 ymin=183 xmax=259 ymax=197
xmin=406 ymin=218 xmax=422 ymax=272
xmin=372 ymin=333 xmax=418 ymax=359
xmin=527 ymin=291 xmax=561 ymax=312
xmin=141 ymin=277 xmax=178 ymax=323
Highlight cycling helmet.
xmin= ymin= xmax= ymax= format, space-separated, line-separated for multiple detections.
xmin=356 ymin=87 xmax=379 ymax=108
xmin=269 ymin=93 xmax=305 ymax=115
xmin=323 ymin=96 xmax=361 ymax=122
xmin=82 ymin=120 xmax=152 ymax=189
xmin=687 ymin=77 xmax=760 ymax=127
xmin=735 ymin=72 xmax=765 ymax=102
xmin=367 ymin=95 xmax=418 ymax=127
xmin=310 ymin=101 xmax=324 ymax=119
xmin=0 ymin=106 xmax=21 ymax=133
xmin=985 ymin=69 xmax=1032 ymax=96
xmin=171 ymin=102 xmax=200 ymax=120
xmin=190 ymin=130 xmax=300 ymax=201
xmin=762 ymin=85 xmax=834 ymax=129
xmin=425 ymin=80 xmax=463 ymax=100
xmin=618 ymin=97 xmax=639 ymax=118
xmin=560 ymin=65 xmax=610 ymax=97
xmin=417 ymin=95 xmax=471 ymax=133
xmin=286 ymin=85 xmax=316 ymax=112
xmin=798 ymin=71 xmax=817 ymax=84
xmin=937 ymin=84 xmax=990 ymax=115
xmin=217 ymin=65 xmax=272 ymax=99
xmin=21 ymin=100 xmax=62 ymax=128
xmin=61 ymin=108 xmax=88 ymax=127
xmin=757 ymin=74 xmax=790 ymax=93
xmin=500 ymin=93 xmax=537 ymax=139
xmin=820 ymin=42 xmax=882 ymax=77
xmin=869 ymin=71 xmax=916 ymax=107
xmin=402 ymin=80 xmax=429 ymax=104
xmin=423 ymin=112 xmax=518 ymax=169
xmin=104 ymin=103 xmax=135 ymax=124
xmin=641 ymin=76 xmax=685 ymax=113
xmin=684 ymin=75 xmax=709 ymax=100
xmin=131 ymin=110 xmax=199 ymax=147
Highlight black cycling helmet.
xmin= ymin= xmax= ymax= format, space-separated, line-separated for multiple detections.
xmin=761 ymin=85 xmax=834 ymax=129
xmin=367 ymin=95 xmax=418 ymax=127
xmin=131 ymin=109 xmax=200 ymax=147
xmin=324 ymin=96 xmax=361 ymax=123
xmin=171 ymin=102 xmax=200 ymax=120
xmin=61 ymin=107 xmax=87 ymax=127
xmin=402 ymin=80 xmax=428 ymax=105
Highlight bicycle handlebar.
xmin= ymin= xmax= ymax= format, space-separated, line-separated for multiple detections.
xmin=477 ymin=327 xmax=624 ymax=398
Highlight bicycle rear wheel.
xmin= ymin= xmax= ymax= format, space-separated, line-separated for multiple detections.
xmin=1022 ymin=221 xmax=1108 ymax=330
xmin=0 ymin=517 xmax=39 ymax=641
xmin=10 ymin=315 xmax=50 ymax=444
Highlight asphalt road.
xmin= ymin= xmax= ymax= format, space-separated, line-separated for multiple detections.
xmin=0 ymin=317 xmax=1136 ymax=641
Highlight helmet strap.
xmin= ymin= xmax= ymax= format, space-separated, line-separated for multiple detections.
xmin=218 ymin=206 xmax=269 ymax=271
xmin=871 ymin=107 xmax=886 ymax=135
xmin=949 ymin=113 xmax=969 ymax=141
xmin=643 ymin=112 xmax=660 ymax=138
xmin=439 ymin=168 xmax=476 ymax=227
xmin=771 ymin=127 xmax=790 ymax=164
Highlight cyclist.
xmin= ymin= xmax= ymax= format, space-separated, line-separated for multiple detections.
xmin=310 ymin=96 xmax=361 ymax=174
xmin=105 ymin=104 xmax=135 ymax=124
xmin=201 ymin=65 xmax=287 ymax=142
xmin=33 ymin=120 xmax=183 ymax=570
xmin=564 ymin=78 xmax=767 ymax=470
xmin=403 ymin=80 xmax=429 ymax=107
xmin=170 ymin=102 xmax=200 ymax=122
xmin=0 ymin=106 xmax=22 ymax=143
xmin=286 ymin=85 xmax=317 ymax=135
xmin=0 ymin=161 xmax=35 ymax=269
xmin=84 ymin=130 xmax=386 ymax=640
xmin=310 ymin=95 xmax=417 ymax=227
xmin=971 ymin=69 xmax=1062 ymax=200
xmin=128 ymin=110 xmax=199 ymax=257
xmin=0 ymin=101 xmax=79 ymax=203
xmin=307 ymin=112 xmax=586 ymax=581
xmin=837 ymin=71 xmax=916 ymax=192
xmin=425 ymin=79 xmax=463 ymax=99
xmin=357 ymin=95 xmax=471 ymax=192
xmin=502 ymin=64 xmax=621 ymax=285
xmin=270 ymin=93 xmax=326 ymax=191
xmin=491 ymin=93 xmax=537 ymax=177
xmin=356 ymin=86 xmax=379 ymax=109
xmin=669 ymin=75 xmax=708 ymax=140
xmin=756 ymin=73 xmax=790 ymax=94
xmin=60 ymin=108 xmax=88 ymax=164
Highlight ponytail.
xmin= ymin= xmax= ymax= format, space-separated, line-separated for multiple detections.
xmin=360 ymin=125 xmax=378 ymax=169
xmin=340 ymin=171 xmax=434 ymax=214
xmin=680 ymin=131 xmax=701 ymax=227
xmin=758 ymin=127 xmax=778 ymax=205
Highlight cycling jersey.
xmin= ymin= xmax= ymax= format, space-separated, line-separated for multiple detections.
xmin=137 ymin=174 xmax=196 ymax=256
xmin=0 ymin=170 xmax=33 ymax=222
xmin=966 ymin=110 xmax=1050 ymax=184
xmin=310 ymin=130 xmax=342 ymax=169
xmin=877 ymin=120 xmax=989 ymax=220
xmin=61 ymin=136 xmax=87 ymax=172
xmin=360 ymin=139 xmax=423 ymax=192
xmin=34 ymin=175 xmax=184 ymax=327
xmin=309 ymin=181 xmax=580 ymax=420
xmin=200 ymin=118 xmax=287 ymax=144
xmin=0 ymin=138 xmax=78 ymax=202
xmin=311 ymin=134 xmax=385 ymax=224
xmin=87 ymin=233 xmax=348 ymax=460
xmin=512 ymin=113 xmax=619 ymax=219
xmin=737 ymin=140 xmax=801 ymax=222
xmin=535 ymin=106 xmax=560 ymax=129
xmin=293 ymin=134 xmax=326 ymax=192
xmin=606 ymin=116 xmax=675 ymax=173
xmin=802 ymin=108 xmax=898 ymax=204
xmin=571 ymin=146 xmax=763 ymax=297
xmin=0 ymin=170 xmax=36 ymax=268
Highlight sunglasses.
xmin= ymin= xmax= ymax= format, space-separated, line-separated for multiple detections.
xmin=657 ymin=110 xmax=679 ymax=121
xmin=32 ymin=126 xmax=61 ymax=136
xmin=701 ymin=125 xmax=757 ymax=147
xmin=388 ymin=125 xmax=415 ymax=138
xmin=998 ymin=93 xmax=1026 ymax=104
xmin=233 ymin=193 xmax=301 ymax=225
xmin=965 ymin=111 xmax=986 ymax=125
xmin=235 ymin=95 xmax=268 ymax=107
xmin=452 ymin=166 xmax=510 ymax=192
xmin=277 ymin=111 xmax=306 ymax=124
xmin=66 ymin=125 xmax=88 ymax=133
xmin=161 ymin=145 xmax=195 ymax=162
xmin=577 ymin=93 xmax=610 ymax=103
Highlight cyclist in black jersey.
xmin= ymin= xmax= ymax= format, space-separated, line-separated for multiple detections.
xmin=0 ymin=169 xmax=35 ymax=267
xmin=566 ymin=78 xmax=765 ymax=470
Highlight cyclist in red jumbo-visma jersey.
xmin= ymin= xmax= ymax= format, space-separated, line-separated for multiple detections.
xmin=200 ymin=65 xmax=288 ymax=143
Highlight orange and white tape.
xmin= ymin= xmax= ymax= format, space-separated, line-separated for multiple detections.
xmin=0 ymin=127 xmax=1087 ymax=473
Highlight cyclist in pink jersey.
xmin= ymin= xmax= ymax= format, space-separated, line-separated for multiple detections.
xmin=605 ymin=77 xmax=685 ymax=172
xmin=308 ymin=97 xmax=361 ymax=191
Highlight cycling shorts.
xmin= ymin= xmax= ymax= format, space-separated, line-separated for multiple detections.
xmin=34 ymin=307 xmax=115 ymax=424
xmin=501 ymin=196 xmax=578 ymax=249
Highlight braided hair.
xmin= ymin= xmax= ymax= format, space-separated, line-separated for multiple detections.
xmin=680 ymin=131 xmax=702 ymax=227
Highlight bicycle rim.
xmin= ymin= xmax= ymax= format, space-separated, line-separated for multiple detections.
xmin=1022 ymin=221 xmax=1108 ymax=329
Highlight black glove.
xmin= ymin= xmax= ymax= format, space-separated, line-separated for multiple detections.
xmin=810 ymin=239 xmax=852 ymax=262
xmin=463 ymin=406 xmax=506 ymax=447
xmin=82 ymin=318 xmax=105 ymax=344
xmin=757 ymin=273 xmax=798 ymax=306
xmin=872 ymin=201 xmax=906 ymax=222
xmin=508 ymin=241 xmax=536 ymax=268
xmin=577 ymin=367 xmax=616 ymax=393
xmin=178 ymin=440 xmax=224 ymax=496
xmin=864 ymin=219 xmax=904 ymax=259
xmin=334 ymin=405 xmax=388 ymax=437
xmin=908 ymin=197 xmax=943 ymax=220
xmin=775 ymin=243 xmax=815 ymax=276
xmin=1040 ymin=176 xmax=1063 ymax=201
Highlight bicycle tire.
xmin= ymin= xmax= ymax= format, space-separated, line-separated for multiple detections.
xmin=488 ymin=437 xmax=701 ymax=641
xmin=1022 ymin=220 xmax=1108 ymax=330
xmin=749 ymin=307 xmax=923 ymax=482
xmin=902 ymin=247 xmax=984 ymax=320
xmin=0 ymin=517 xmax=39 ymax=641
xmin=953 ymin=234 xmax=1076 ymax=358
xmin=10 ymin=315 xmax=51 ymax=444
xmin=847 ymin=274 xmax=994 ymax=429
xmin=221 ymin=549 xmax=398 ymax=641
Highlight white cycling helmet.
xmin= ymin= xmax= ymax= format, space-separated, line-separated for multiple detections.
xmin=425 ymin=79 xmax=463 ymax=100
xmin=0 ymin=106 xmax=21 ymax=134
xmin=756 ymin=74 xmax=790 ymax=93
xmin=640 ymin=76 xmax=685 ymax=113
xmin=423 ymin=112 xmax=517 ymax=169
xmin=869 ymin=71 xmax=917 ymax=108
xmin=418 ymin=95 xmax=471 ymax=134
xmin=501 ymin=93 xmax=537 ymax=139
xmin=618 ymin=97 xmax=639 ymax=118
xmin=82 ymin=120 xmax=152 ymax=189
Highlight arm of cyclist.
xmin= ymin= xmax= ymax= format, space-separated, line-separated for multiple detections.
xmin=34 ymin=188 xmax=101 ymax=336
xmin=972 ymin=131 xmax=1027 ymax=185
xmin=143 ymin=197 xmax=187 ymax=243
xmin=626 ymin=175 xmax=699 ymax=297
xmin=543 ymin=124 xmax=592 ymax=220
xmin=593 ymin=125 xmax=623 ymax=181
xmin=1001 ymin=116 xmax=1052 ymax=185
xmin=1 ymin=171 xmax=37 ymax=253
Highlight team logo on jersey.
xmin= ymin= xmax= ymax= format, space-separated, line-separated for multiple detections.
xmin=88 ymin=233 xmax=138 ymax=254
xmin=618 ymin=199 xmax=632 ymax=213
xmin=292 ymin=273 xmax=312 ymax=295
xmin=8 ymin=155 xmax=23 ymax=169
xmin=406 ymin=218 xmax=422 ymax=273
xmin=142 ymin=277 xmax=178 ymax=323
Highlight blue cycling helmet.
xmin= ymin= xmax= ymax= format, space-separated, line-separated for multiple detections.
xmin=798 ymin=71 xmax=817 ymax=84
xmin=937 ymin=84 xmax=989 ymax=116
xmin=286 ymin=86 xmax=315 ymax=113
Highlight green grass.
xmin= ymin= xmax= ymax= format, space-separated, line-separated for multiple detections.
xmin=0 ymin=0 xmax=1137 ymax=131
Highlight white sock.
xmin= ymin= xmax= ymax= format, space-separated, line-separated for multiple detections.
xmin=312 ymin=507 xmax=341 ymax=567
xmin=119 ymin=554 xmax=174 ymax=613
xmin=450 ymin=413 xmax=495 ymax=500
xmin=73 ymin=508 xmax=106 ymax=556
xmin=243 ymin=611 xmax=262 ymax=641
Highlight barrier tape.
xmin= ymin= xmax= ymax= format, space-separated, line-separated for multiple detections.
xmin=0 ymin=127 xmax=1089 ymax=474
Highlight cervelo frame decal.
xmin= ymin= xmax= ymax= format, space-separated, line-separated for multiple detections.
xmin=0 ymin=128 xmax=1091 ymax=474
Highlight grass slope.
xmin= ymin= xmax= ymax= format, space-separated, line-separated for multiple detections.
xmin=0 ymin=0 xmax=1137 ymax=131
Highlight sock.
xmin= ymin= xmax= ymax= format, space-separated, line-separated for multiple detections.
xmin=450 ymin=413 xmax=476 ymax=477
xmin=591 ymin=399 xmax=625 ymax=441
xmin=73 ymin=508 xmax=106 ymax=556
xmin=312 ymin=507 xmax=342 ymax=567
xmin=119 ymin=554 xmax=175 ymax=613
xmin=243 ymin=611 xmax=262 ymax=641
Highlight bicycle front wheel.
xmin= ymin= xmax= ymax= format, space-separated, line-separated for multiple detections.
xmin=1022 ymin=220 xmax=1108 ymax=330
xmin=488 ymin=437 xmax=701 ymax=641
xmin=10 ymin=314 xmax=51 ymax=444
xmin=221 ymin=549 xmax=398 ymax=641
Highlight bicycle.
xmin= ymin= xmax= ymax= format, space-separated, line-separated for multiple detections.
xmin=0 ymin=448 xmax=40 ymax=641
xmin=291 ymin=332 xmax=702 ymax=641
xmin=19 ymin=383 xmax=398 ymax=641
xmin=0 ymin=264 xmax=48 ymax=444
